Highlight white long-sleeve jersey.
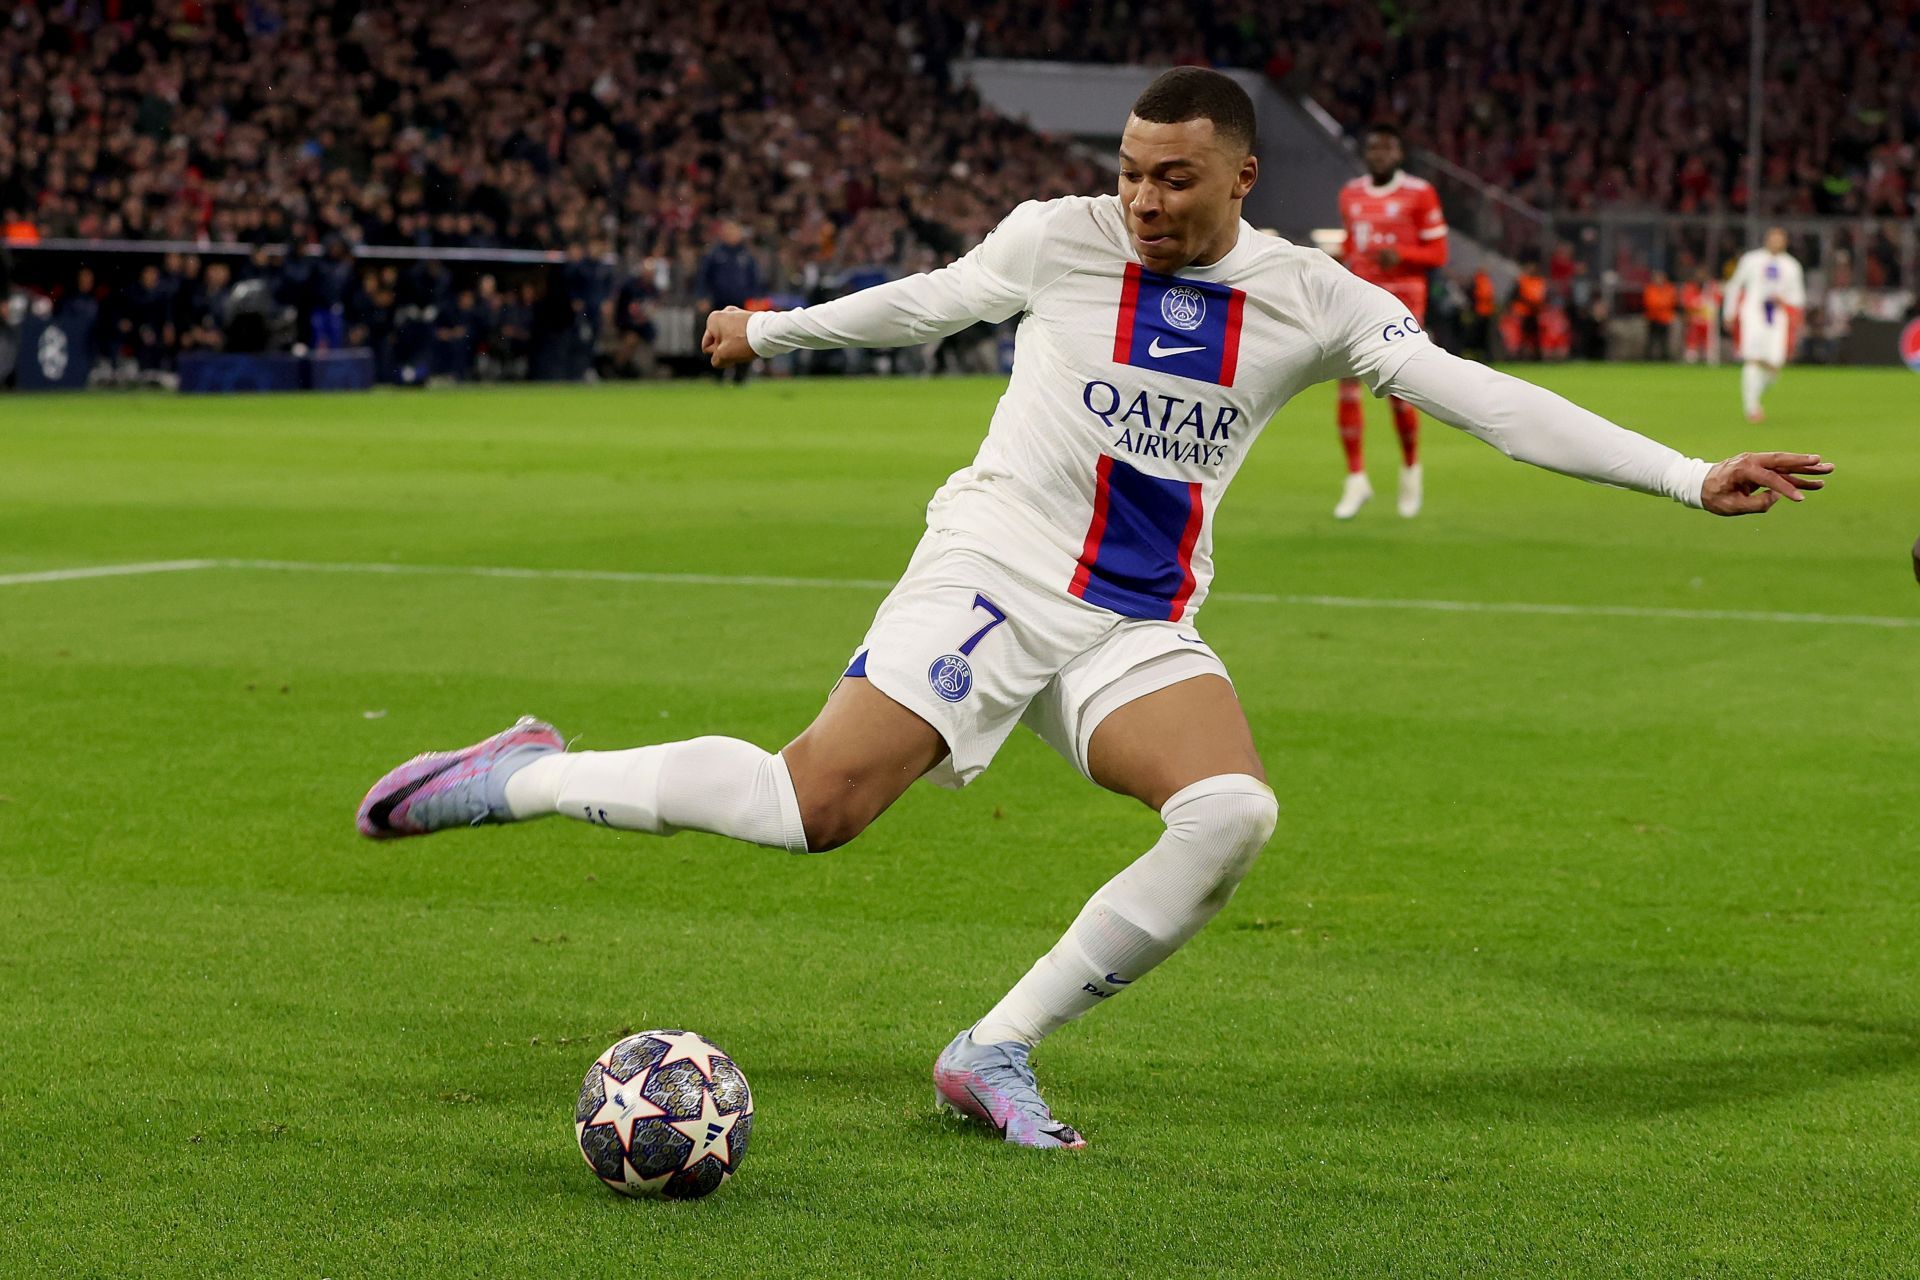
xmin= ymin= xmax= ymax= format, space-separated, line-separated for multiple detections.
xmin=749 ymin=195 xmax=1711 ymax=623
xmin=1723 ymin=248 xmax=1807 ymax=331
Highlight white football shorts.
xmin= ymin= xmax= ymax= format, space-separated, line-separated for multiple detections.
xmin=1736 ymin=312 xmax=1792 ymax=366
xmin=839 ymin=530 xmax=1232 ymax=788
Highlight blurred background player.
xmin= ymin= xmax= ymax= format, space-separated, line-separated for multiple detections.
xmin=1332 ymin=123 xmax=1448 ymax=519
xmin=1681 ymin=268 xmax=1719 ymax=364
xmin=1723 ymin=227 xmax=1805 ymax=423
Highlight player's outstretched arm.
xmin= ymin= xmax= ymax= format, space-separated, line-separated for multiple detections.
xmin=1382 ymin=345 xmax=1831 ymax=516
xmin=705 ymin=201 xmax=1050 ymax=368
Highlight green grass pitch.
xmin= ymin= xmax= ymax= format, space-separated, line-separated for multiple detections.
xmin=3 ymin=364 xmax=1918 ymax=1277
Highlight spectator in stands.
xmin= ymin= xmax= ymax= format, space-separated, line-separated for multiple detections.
xmin=311 ymin=239 xmax=357 ymax=352
xmin=1466 ymin=268 xmax=1497 ymax=360
xmin=496 ymin=282 xmax=538 ymax=382
xmin=57 ymin=268 xmax=105 ymax=369
xmin=611 ymin=263 xmax=659 ymax=380
xmin=178 ymin=261 xmax=233 ymax=354
xmin=1510 ymin=262 xmax=1549 ymax=361
xmin=1642 ymin=271 xmax=1678 ymax=360
xmin=470 ymin=276 xmax=505 ymax=380
xmin=115 ymin=262 xmax=177 ymax=371
xmin=1812 ymin=254 xmax=1860 ymax=365
xmin=696 ymin=220 xmax=765 ymax=380
xmin=434 ymin=288 xmax=478 ymax=382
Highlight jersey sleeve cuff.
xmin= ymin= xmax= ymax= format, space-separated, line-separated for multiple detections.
xmin=746 ymin=311 xmax=792 ymax=358
xmin=1666 ymin=456 xmax=1713 ymax=508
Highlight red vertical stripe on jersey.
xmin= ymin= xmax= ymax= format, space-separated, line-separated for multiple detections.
xmin=1111 ymin=263 xmax=1142 ymax=363
xmin=1165 ymin=481 xmax=1207 ymax=620
xmin=1216 ymin=288 xmax=1247 ymax=387
xmin=1069 ymin=454 xmax=1116 ymax=600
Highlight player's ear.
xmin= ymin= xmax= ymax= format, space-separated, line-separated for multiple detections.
xmin=1233 ymin=153 xmax=1258 ymax=201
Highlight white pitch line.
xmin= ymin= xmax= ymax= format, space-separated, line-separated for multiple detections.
xmin=204 ymin=557 xmax=1920 ymax=631
xmin=0 ymin=559 xmax=218 ymax=587
xmin=1213 ymin=590 xmax=1920 ymax=630
xmin=215 ymin=558 xmax=899 ymax=592
xmin=5 ymin=556 xmax=1913 ymax=630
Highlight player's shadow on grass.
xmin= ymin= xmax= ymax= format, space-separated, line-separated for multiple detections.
xmin=1338 ymin=978 xmax=1920 ymax=1124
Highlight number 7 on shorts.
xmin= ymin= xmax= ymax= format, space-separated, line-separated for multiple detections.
xmin=957 ymin=594 xmax=1007 ymax=656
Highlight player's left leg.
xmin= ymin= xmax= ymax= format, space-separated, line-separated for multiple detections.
xmin=1389 ymin=395 xmax=1422 ymax=517
xmin=972 ymin=674 xmax=1272 ymax=1044
xmin=1386 ymin=290 xmax=1427 ymax=518
xmin=1333 ymin=379 xmax=1373 ymax=519
xmin=940 ymin=670 xmax=1274 ymax=1147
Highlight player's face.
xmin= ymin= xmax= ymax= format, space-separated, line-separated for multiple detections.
xmin=1765 ymin=228 xmax=1788 ymax=254
xmin=1118 ymin=115 xmax=1258 ymax=274
xmin=1363 ymin=132 xmax=1403 ymax=180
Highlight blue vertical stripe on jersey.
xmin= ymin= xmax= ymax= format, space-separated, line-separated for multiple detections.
xmin=1070 ymin=454 xmax=1204 ymax=620
xmin=1112 ymin=262 xmax=1247 ymax=387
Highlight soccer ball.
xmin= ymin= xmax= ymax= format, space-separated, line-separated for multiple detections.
xmin=574 ymin=1029 xmax=753 ymax=1199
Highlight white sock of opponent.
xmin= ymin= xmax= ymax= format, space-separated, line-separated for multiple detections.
xmin=503 ymin=737 xmax=810 ymax=853
xmin=971 ymin=773 xmax=1278 ymax=1048
xmin=1742 ymin=361 xmax=1766 ymax=416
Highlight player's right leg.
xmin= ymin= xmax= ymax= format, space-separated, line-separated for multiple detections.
xmin=1740 ymin=361 xmax=1767 ymax=422
xmin=356 ymin=677 xmax=946 ymax=853
xmin=1333 ymin=378 xmax=1373 ymax=519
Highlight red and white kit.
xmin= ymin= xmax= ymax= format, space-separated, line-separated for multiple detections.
xmin=1338 ymin=172 xmax=1449 ymax=321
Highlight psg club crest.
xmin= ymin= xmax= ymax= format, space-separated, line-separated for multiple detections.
xmin=1114 ymin=264 xmax=1247 ymax=386
xmin=1160 ymin=286 xmax=1207 ymax=332
xmin=575 ymin=1030 xmax=753 ymax=1200
xmin=928 ymin=654 xmax=973 ymax=702
xmin=1900 ymin=318 xmax=1920 ymax=373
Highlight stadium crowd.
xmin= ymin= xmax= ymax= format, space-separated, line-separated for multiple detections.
xmin=968 ymin=0 xmax=1920 ymax=220
xmin=3 ymin=0 xmax=1911 ymax=381
xmin=1 ymin=0 xmax=1094 ymax=377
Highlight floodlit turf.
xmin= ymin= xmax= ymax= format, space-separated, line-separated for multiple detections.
xmin=3 ymin=364 xmax=1918 ymax=1277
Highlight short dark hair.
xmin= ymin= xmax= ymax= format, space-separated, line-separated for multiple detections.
xmin=1364 ymin=121 xmax=1403 ymax=143
xmin=1130 ymin=67 xmax=1257 ymax=153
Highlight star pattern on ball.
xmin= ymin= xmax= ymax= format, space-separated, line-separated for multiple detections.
xmin=585 ymin=1064 xmax=667 ymax=1151
xmin=667 ymin=1089 xmax=740 ymax=1171
xmin=617 ymin=1161 xmax=673 ymax=1196
xmin=651 ymin=1030 xmax=727 ymax=1082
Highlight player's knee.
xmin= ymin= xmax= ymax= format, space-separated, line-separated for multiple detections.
xmin=791 ymin=786 xmax=876 ymax=853
xmin=1337 ymin=381 xmax=1364 ymax=405
xmin=1163 ymin=773 xmax=1279 ymax=904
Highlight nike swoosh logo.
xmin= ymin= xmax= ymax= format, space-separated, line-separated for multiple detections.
xmin=1176 ymin=635 xmax=1207 ymax=645
xmin=1147 ymin=337 xmax=1206 ymax=358
xmin=367 ymin=759 xmax=457 ymax=832
xmin=963 ymin=1083 xmax=1009 ymax=1138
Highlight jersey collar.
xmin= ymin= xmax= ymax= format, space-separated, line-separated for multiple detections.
xmin=1169 ymin=221 xmax=1257 ymax=280
xmin=1362 ymin=171 xmax=1407 ymax=196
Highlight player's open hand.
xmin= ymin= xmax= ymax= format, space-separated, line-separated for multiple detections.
xmin=1700 ymin=451 xmax=1832 ymax=516
xmin=702 ymin=307 xmax=755 ymax=368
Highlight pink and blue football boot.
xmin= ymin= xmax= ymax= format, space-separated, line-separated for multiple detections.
xmin=356 ymin=716 xmax=564 ymax=839
xmin=933 ymin=1029 xmax=1086 ymax=1150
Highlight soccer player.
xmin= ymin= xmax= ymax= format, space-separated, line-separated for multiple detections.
xmin=1723 ymin=227 xmax=1806 ymax=423
xmin=356 ymin=70 xmax=1831 ymax=1151
xmin=1681 ymin=268 xmax=1718 ymax=365
xmin=1331 ymin=124 xmax=1448 ymax=519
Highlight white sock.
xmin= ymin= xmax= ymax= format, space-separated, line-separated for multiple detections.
xmin=971 ymin=774 xmax=1278 ymax=1047
xmin=1742 ymin=362 xmax=1765 ymax=415
xmin=504 ymin=737 xmax=809 ymax=853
